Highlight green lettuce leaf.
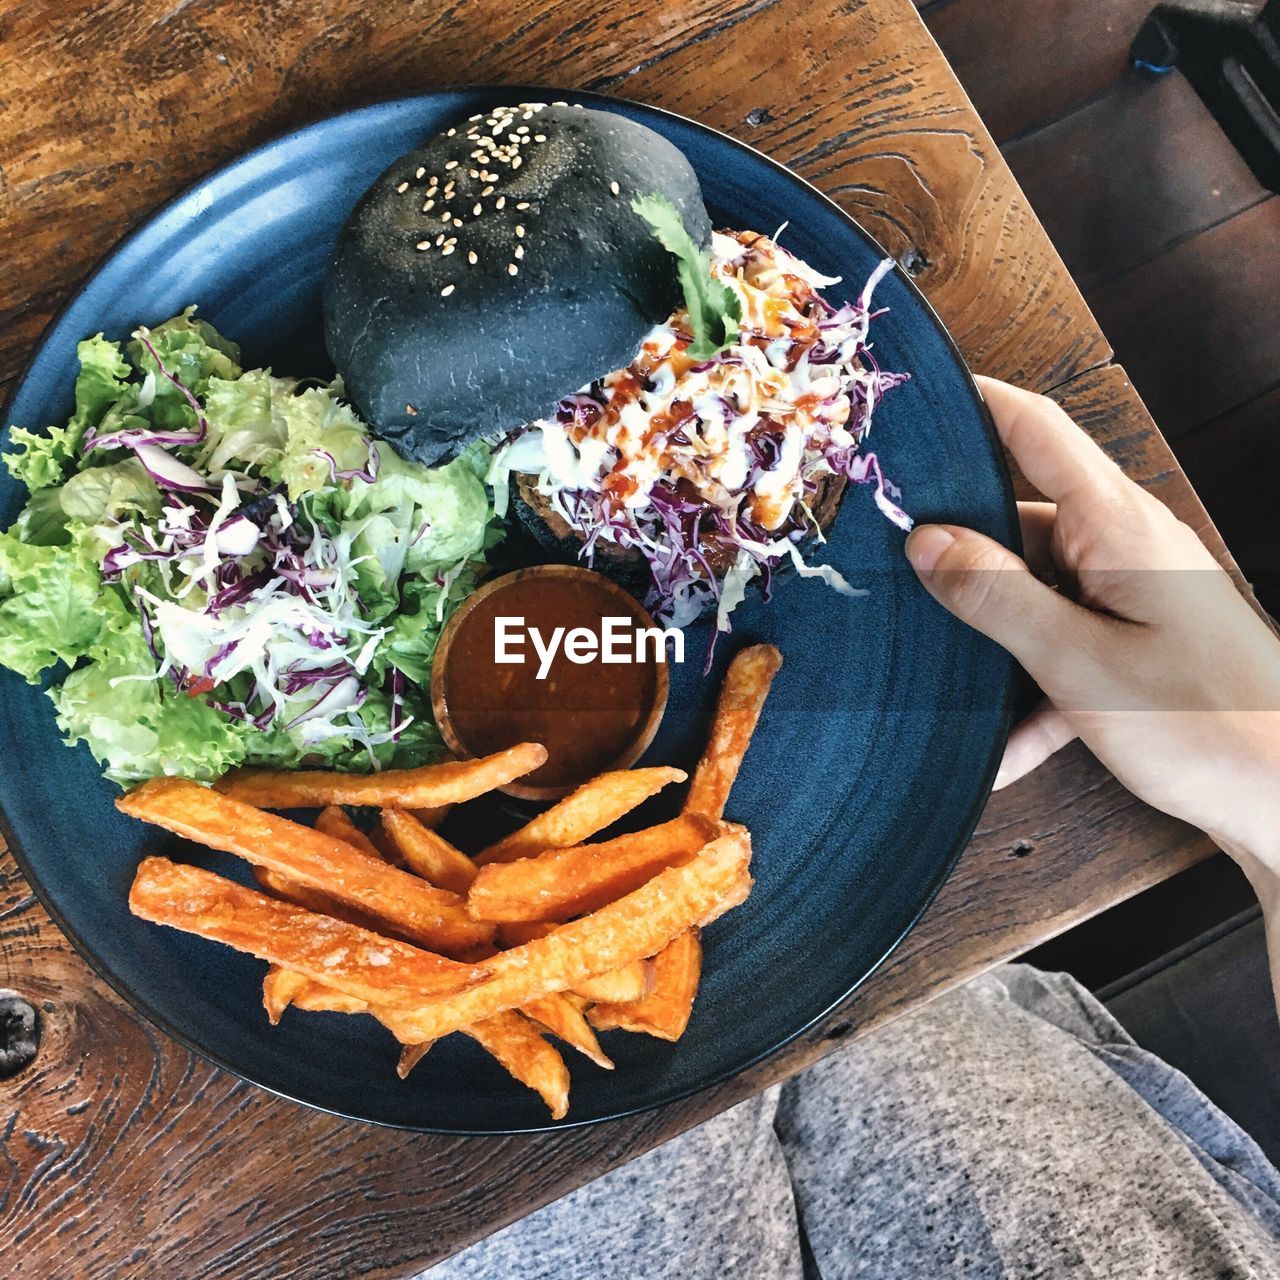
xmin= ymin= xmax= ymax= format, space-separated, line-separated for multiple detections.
xmin=245 ymin=722 xmax=356 ymax=772
xmin=130 ymin=308 xmax=241 ymax=395
xmin=51 ymin=590 xmax=249 ymax=785
xmin=14 ymin=489 xmax=72 ymax=546
xmin=128 ymin=308 xmax=242 ymax=436
xmin=198 ymin=368 xmax=292 ymax=473
xmin=3 ymin=335 xmax=133 ymax=489
xmin=338 ymin=449 xmax=493 ymax=573
xmin=58 ymin=458 xmax=160 ymax=525
xmin=302 ymin=446 xmax=494 ymax=659
xmin=3 ymin=426 xmax=80 ymax=492
xmin=274 ymin=386 xmax=376 ymax=500
xmin=351 ymin=685 xmax=444 ymax=769
xmin=383 ymin=712 xmax=444 ymax=768
xmin=375 ymin=559 xmax=488 ymax=685
xmin=74 ymin=334 xmax=134 ymax=425
xmin=0 ymin=529 xmax=104 ymax=681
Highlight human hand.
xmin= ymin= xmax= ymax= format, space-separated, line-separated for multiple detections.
xmin=904 ymin=376 xmax=1280 ymax=879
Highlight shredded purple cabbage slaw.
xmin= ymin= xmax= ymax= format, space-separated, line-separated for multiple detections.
xmin=493 ymin=247 xmax=911 ymax=649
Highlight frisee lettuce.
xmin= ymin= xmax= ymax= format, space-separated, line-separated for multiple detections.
xmin=53 ymin=588 xmax=250 ymax=784
xmin=632 ymin=193 xmax=742 ymax=359
xmin=0 ymin=309 xmax=501 ymax=785
xmin=0 ymin=528 xmax=104 ymax=681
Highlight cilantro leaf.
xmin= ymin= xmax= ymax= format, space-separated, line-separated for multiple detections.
xmin=632 ymin=194 xmax=741 ymax=359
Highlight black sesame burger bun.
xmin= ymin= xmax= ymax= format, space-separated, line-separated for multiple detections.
xmin=323 ymin=102 xmax=711 ymax=464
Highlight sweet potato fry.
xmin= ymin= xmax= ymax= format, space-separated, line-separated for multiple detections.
xmin=212 ymin=742 xmax=548 ymax=809
xmin=684 ymin=645 xmax=782 ymax=821
xmin=495 ymin=920 xmax=556 ymax=949
xmin=464 ymin=1011 xmax=571 ymax=1120
xmin=287 ymin=980 xmax=369 ymax=1015
xmin=261 ymin=865 xmax=600 ymax=1075
xmin=270 ymin=961 xmax=590 ymax=1094
xmin=262 ymin=966 xmax=310 ymax=1024
xmin=270 ymin=971 xmax=567 ymax=1116
xmin=495 ymin=922 xmax=649 ymax=1008
xmin=118 ymin=778 xmax=493 ymax=955
xmin=385 ymin=1004 xmax=571 ymax=1117
xmin=381 ymin=809 xmax=478 ymax=895
xmin=315 ymin=806 xmax=383 ymax=860
xmin=397 ymin=1042 xmax=433 ymax=1079
xmin=129 ymin=858 xmax=487 ymax=1009
xmin=466 ymin=813 xmax=719 ymax=923
xmin=259 ymin=847 xmax=386 ymax=1023
xmin=524 ymin=995 xmax=614 ymax=1070
xmin=367 ymin=825 xmax=407 ymax=867
xmin=252 ymin=864 xmax=397 ymax=938
xmin=374 ymin=830 xmax=752 ymax=1044
xmin=588 ymin=930 xmax=703 ymax=1041
xmin=572 ymin=959 xmax=652 ymax=1005
xmin=411 ymin=805 xmax=453 ymax=829
xmin=384 ymin=1008 xmax=571 ymax=1116
xmin=476 ymin=766 xmax=687 ymax=866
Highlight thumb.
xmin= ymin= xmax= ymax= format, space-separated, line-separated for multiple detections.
xmin=905 ymin=524 xmax=1092 ymax=675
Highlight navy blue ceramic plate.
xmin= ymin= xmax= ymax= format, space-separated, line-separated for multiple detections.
xmin=0 ymin=88 xmax=1016 ymax=1132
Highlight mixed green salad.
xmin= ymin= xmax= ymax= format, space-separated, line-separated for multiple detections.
xmin=0 ymin=310 xmax=498 ymax=785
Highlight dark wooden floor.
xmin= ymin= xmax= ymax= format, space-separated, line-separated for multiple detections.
xmin=923 ymin=0 xmax=1280 ymax=618
xmin=921 ymin=0 xmax=1278 ymax=982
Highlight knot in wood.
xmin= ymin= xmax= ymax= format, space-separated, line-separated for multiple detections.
xmin=0 ymin=991 xmax=41 ymax=1079
xmin=899 ymin=247 xmax=931 ymax=277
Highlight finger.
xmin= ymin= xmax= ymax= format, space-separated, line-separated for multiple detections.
xmin=905 ymin=523 xmax=1098 ymax=678
xmin=976 ymin=376 xmax=1128 ymax=505
xmin=994 ymin=701 xmax=1077 ymax=790
xmin=1017 ymin=501 xmax=1057 ymax=579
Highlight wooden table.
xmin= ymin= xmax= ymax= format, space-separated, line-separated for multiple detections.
xmin=0 ymin=1 xmax=1254 ymax=1274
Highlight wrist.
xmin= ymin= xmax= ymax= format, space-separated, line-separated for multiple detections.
xmin=1214 ymin=836 xmax=1280 ymax=927
xmin=1203 ymin=715 xmax=1280 ymax=893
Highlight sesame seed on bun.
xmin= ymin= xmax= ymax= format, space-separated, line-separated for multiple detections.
xmin=323 ymin=101 xmax=711 ymax=464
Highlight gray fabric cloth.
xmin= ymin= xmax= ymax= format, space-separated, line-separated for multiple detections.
xmin=423 ymin=965 xmax=1280 ymax=1279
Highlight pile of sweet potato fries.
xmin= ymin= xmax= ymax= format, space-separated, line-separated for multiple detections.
xmin=120 ymin=644 xmax=781 ymax=1119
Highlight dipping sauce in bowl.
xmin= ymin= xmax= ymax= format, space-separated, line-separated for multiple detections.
xmin=431 ymin=566 xmax=671 ymax=800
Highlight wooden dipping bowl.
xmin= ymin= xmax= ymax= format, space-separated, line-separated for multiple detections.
xmin=431 ymin=565 xmax=671 ymax=801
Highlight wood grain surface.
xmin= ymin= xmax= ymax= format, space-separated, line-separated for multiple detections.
xmin=0 ymin=0 xmax=1245 ymax=1274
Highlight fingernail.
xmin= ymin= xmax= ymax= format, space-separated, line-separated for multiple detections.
xmin=905 ymin=526 xmax=955 ymax=579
